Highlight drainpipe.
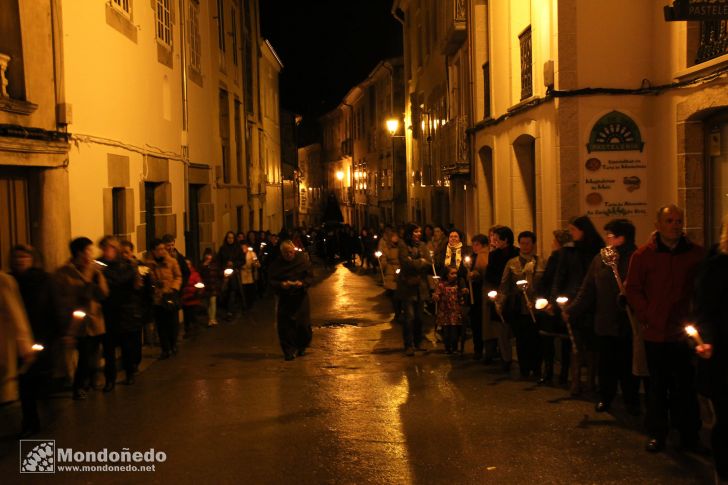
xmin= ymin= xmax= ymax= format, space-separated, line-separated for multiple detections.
xmin=179 ymin=0 xmax=190 ymax=239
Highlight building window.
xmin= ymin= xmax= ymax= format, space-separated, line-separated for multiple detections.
xmin=519 ymin=26 xmax=532 ymax=100
xmin=483 ymin=62 xmax=491 ymax=119
xmin=188 ymin=1 xmax=202 ymax=73
xmin=217 ymin=0 xmax=226 ymax=52
xmin=235 ymin=99 xmax=243 ymax=184
xmin=219 ymin=89 xmax=231 ymax=184
xmin=112 ymin=188 xmax=127 ymax=236
xmin=112 ymin=0 xmax=132 ymax=18
xmin=696 ymin=20 xmax=728 ymax=65
xmin=155 ymin=0 xmax=172 ymax=48
xmin=231 ymin=7 xmax=239 ymax=67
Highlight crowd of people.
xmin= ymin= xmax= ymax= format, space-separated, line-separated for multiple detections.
xmin=323 ymin=206 xmax=725 ymax=482
xmin=1 ymin=205 xmax=726 ymax=482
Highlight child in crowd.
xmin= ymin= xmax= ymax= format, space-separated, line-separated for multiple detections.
xmin=181 ymin=259 xmax=204 ymax=338
xmin=432 ymin=266 xmax=467 ymax=354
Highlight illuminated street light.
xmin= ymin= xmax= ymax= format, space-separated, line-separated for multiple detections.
xmin=386 ymin=118 xmax=399 ymax=136
xmin=336 ymin=171 xmax=344 ymax=181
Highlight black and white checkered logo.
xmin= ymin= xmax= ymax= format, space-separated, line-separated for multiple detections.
xmin=20 ymin=440 xmax=55 ymax=473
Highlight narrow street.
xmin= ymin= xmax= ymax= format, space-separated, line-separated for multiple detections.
xmin=0 ymin=263 xmax=714 ymax=484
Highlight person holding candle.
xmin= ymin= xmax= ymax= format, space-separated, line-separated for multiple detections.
xmin=181 ymin=259 xmax=204 ymax=339
xmin=145 ymin=239 xmax=182 ymax=360
xmin=379 ymin=229 xmax=402 ymax=322
xmin=396 ymin=224 xmax=433 ymax=356
xmin=693 ymin=217 xmax=728 ymax=482
xmin=199 ymin=248 xmax=221 ymax=326
xmin=486 ymin=226 xmax=520 ymax=371
xmin=240 ymin=243 xmax=261 ymax=309
xmin=268 ymin=240 xmax=314 ymax=361
xmin=217 ymin=231 xmax=246 ymax=320
xmin=566 ymin=219 xmax=640 ymax=415
xmin=53 ymin=237 xmax=109 ymax=400
xmin=467 ymin=234 xmax=491 ymax=361
xmin=496 ymin=231 xmax=542 ymax=379
xmin=626 ymin=204 xmax=705 ymax=453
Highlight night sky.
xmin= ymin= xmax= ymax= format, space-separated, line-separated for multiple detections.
xmin=260 ymin=0 xmax=403 ymax=128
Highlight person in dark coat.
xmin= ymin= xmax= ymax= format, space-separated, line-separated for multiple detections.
xmin=694 ymin=219 xmax=728 ymax=483
xmin=485 ymin=226 xmax=519 ymax=371
xmin=9 ymin=244 xmax=57 ymax=436
xmin=268 ymin=241 xmax=314 ymax=360
xmin=553 ymin=215 xmax=605 ymax=394
xmin=535 ymin=229 xmax=572 ymax=385
xmin=119 ymin=240 xmax=145 ymax=381
xmin=199 ymin=248 xmax=221 ymax=326
xmin=396 ymin=224 xmax=433 ymax=356
xmin=567 ymin=219 xmax=639 ymax=414
xmin=217 ymin=231 xmax=245 ymax=320
xmin=626 ymin=204 xmax=705 ymax=453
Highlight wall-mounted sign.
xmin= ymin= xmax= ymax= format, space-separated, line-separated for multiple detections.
xmin=586 ymin=111 xmax=645 ymax=153
xmin=583 ymin=157 xmax=649 ymax=218
xmin=664 ymin=0 xmax=728 ymax=21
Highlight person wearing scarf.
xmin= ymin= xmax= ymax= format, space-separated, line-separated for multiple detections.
xmin=496 ymin=231 xmax=542 ymax=379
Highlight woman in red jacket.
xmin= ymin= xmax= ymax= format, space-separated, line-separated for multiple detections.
xmin=181 ymin=259 xmax=204 ymax=339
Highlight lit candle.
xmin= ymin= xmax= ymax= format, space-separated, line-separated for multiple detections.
xmin=685 ymin=324 xmax=705 ymax=346
xmin=395 ymin=268 xmax=401 ymax=275
xmin=374 ymin=251 xmax=382 ymax=258
xmin=487 ymin=290 xmax=498 ymax=300
xmin=516 ymin=279 xmax=528 ymax=291
xmin=224 ymin=268 xmax=233 ymax=277
xmin=31 ymin=343 xmax=44 ymax=351
xmin=194 ymin=282 xmax=205 ymax=289
xmin=94 ymin=260 xmax=107 ymax=267
xmin=464 ymin=256 xmax=474 ymax=304
xmin=556 ymin=296 xmax=569 ymax=307
xmin=535 ymin=298 xmax=548 ymax=310
xmin=72 ymin=310 xmax=86 ymax=319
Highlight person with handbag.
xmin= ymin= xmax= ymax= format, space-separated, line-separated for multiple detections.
xmin=145 ymin=239 xmax=182 ymax=360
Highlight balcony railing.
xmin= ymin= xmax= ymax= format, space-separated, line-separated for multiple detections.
xmin=440 ymin=115 xmax=470 ymax=177
xmin=442 ymin=0 xmax=467 ymax=55
xmin=696 ymin=20 xmax=728 ymax=65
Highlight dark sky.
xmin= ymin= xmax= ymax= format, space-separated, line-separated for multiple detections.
xmin=260 ymin=0 xmax=403 ymax=122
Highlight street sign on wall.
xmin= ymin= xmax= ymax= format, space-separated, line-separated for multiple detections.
xmin=664 ymin=0 xmax=728 ymax=21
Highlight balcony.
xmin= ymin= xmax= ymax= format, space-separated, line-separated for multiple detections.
xmin=696 ymin=20 xmax=728 ymax=65
xmin=440 ymin=115 xmax=470 ymax=177
xmin=441 ymin=0 xmax=467 ymax=56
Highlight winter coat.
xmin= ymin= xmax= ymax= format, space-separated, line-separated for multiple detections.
xmin=497 ymin=254 xmax=542 ymax=320
xmin=694 ymin=249 xmax=728 ymax=397
xmin=53 ymin=261 xmax=109 ymax=337
xmin=379 ymin=242 xmax=401 ymax=291
xmin=396 ymin=240 xmax=432 ymax=300
xmin=485 ymin=246 xmax=520 ymax=289
xmin=537 ymin=250 xmax=560 ymax=298
xmin=568 ymin=244 xmax=636 ymax=337
xmin=170 ymin=248 xmax=190 ymax=288
xmin=240 ymin=251 xmax=259 ymax=285
xmin=99 ymin=257 xmax=143 ymax=333
xmin=199 ymin=259 xmax=221 ymax=297
xmin=434 ymin=280 xmax=465 ymax=326
xmin=11 ymin=267 xmax=58 ymax=345
xmin=217 ymin=242 xmax=244 ymax=271
xmin=181 ymin=269 xmax=203 ymax=308
xmin=551 ymin=244 xmax=592 ymax=301
xmin=144 ymin=254 xmax=182 ymax=305
xmin=626 ymin=234 xmax=704 ymax=343
xmin=0 ymin=271 xmax=34 ymax=403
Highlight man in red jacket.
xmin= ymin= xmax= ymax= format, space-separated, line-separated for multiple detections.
xmin=626 ymin=204 xmax=705 ymax=453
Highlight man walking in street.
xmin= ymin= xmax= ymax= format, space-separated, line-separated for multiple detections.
xmin=268 ymin=240 xmax=313 ymax=361
xmin=626 ymin=204 xmax=705 ymax=453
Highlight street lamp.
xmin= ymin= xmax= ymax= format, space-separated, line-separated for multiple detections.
xmin=386 ymin=118 xmax=404 ymax=224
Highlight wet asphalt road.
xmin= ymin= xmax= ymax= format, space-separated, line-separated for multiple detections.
xmin=0 ymin=263 xmax=714 ymax=484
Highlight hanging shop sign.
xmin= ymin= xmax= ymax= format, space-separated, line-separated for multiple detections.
xmin=586 ymin=111 xmax=645 ymax=153
xmin=583 ymin=112 xmax=648 ymax=219
xmin=664 ymin=0 xmax=728 ymax=21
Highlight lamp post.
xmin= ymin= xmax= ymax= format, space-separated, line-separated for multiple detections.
xmin=386 ymin=118 xmax=404 ymax=224
xmin=336 ymin=170 xmax=345 ymax=223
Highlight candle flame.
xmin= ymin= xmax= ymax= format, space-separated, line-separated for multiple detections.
xmin=375 ymin=251 xmax=382 ymax=258
xmin=685 ymin=325 xmax=698 ymax=337
xmin=395 ymin=269 xmax=401 ymax=274
xmin=73 ymin=310 xmax=86 ymax=319
xmin=535 ymin=298 xmax=548 ymax=310
xmin=487 ymin=290 xmax=498 ymax=299
xmin=556 ymin=296 xmax=569 ymax=305
xmin=32 ymin=343 xmax=44 ymax=351
xmin=224 ymin=269 xmax=233 ymax=276
xmin=94 ymin=260 xmax=107 ymax=267
xmin=194 ymin=282 xmax=205 ymax=289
